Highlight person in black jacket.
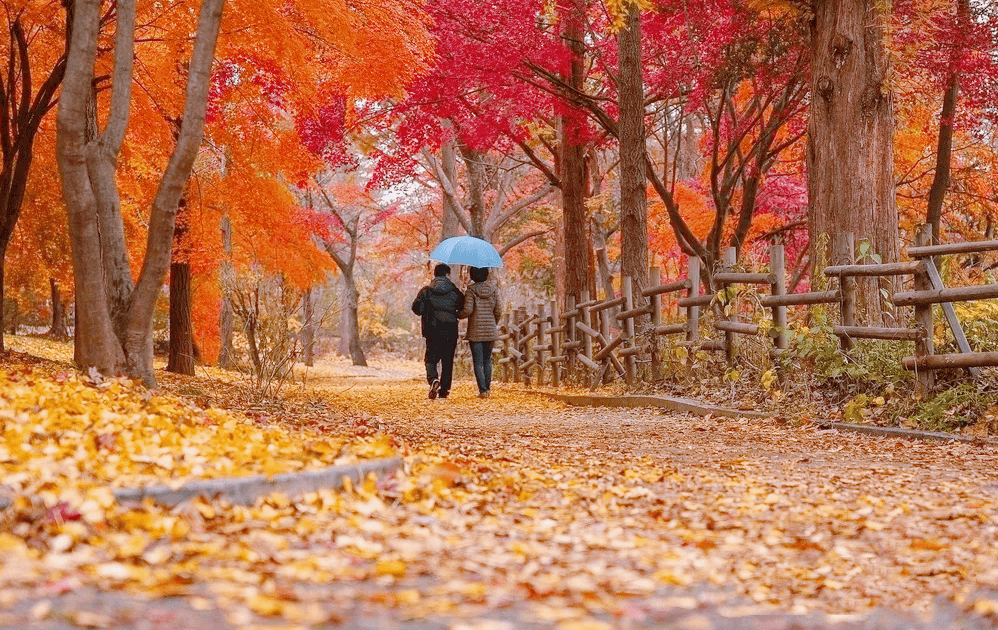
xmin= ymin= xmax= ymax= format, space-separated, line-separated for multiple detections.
xmin=411 ymin=263 xmax=465 ymax=399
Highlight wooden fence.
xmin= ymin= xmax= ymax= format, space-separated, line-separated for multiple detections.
xmin=492 ymin=225 xmax=998 ymax=392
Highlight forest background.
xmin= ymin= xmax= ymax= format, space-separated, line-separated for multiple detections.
xmin=2 ymin=0 xmax=998 ymax=407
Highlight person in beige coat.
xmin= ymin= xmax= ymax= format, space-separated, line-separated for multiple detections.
xmin=459 ymin=266 xmax=502 ymax=398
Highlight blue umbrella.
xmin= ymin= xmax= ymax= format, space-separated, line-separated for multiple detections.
xmin=430 ymin=236 xmax=503 ymax=268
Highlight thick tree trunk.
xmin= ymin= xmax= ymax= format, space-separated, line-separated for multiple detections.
xmin=57 ymin=0 xmax=224 ymax=386
xmin=342 ymin=271 xmax=367 ymax=367
xmin=560 ymin=0 xmax=590 ymax=304
xmin=617 ymin=4 xmax=648 ymax=301
xmin=167 ymin=261 xmax=195 ymax=375
xmin=808 ymin=0 xmax=898 ymax=324
xmin=0 ymin=262 xmax=5 ymax=351
xmin=48 ymin=278 xmax=69 ymax=340
xmin=167 ymin=194 xmax=195 ymax=375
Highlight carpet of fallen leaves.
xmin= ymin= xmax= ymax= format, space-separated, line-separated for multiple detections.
xmin=2 ymin=335 xmax=998 ymax=629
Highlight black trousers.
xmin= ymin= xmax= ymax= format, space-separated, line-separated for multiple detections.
xmin=424 ymin=337 xmax=457 ymax=395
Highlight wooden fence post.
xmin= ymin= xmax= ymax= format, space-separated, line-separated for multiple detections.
xmin=686 ymin=256 xmax=701 ymax=353
xmin=913 ymin=225 xmax=935 ymax=392
xmin=501 ymin=312 xmax=510 ymax=382
xmin=769 ymin=243 xmax=788 ymax=353
xmin=832 ymin=233 xmax=856 ymax=352
xmin=536 ymin=302 xmax=547 ymax=386
xmin=566 ymin=295 xmax=577 ymax=383
xmin=513 ymin=306 xmax=525 ymax=383
xmin=649 ymin=266 xmax=662 ymax=381
xmin=621 ymin=275 xmax=636 ymax=385
xmin=722 ymin=248 xmax=737 ymax=363
xmin=580 ymin=289 xmax=593 ymax=374
xmin=550 ymin=299 xmax=560 ymax=388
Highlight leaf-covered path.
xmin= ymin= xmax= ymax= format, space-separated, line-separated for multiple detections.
xmin=316 ymin=380 xmax=998 ymax=621
xmin=3 ymin=348 xmax=998 ymax=629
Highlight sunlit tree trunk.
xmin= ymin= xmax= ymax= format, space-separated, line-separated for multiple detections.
xmin=57 ymin=0 xmax=224 ymax=385
xmin=808 ymin=0 xmax=898 ymax=324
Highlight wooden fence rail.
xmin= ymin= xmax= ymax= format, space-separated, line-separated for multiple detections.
xmin=487 ymin=224 xmax=998 ymax=393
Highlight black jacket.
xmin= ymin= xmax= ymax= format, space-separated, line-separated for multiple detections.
xmin=412 ymin=276 xmax=465 ymax=342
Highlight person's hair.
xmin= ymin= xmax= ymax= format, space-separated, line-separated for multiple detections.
xmin=470 ymin=267 xmax=489 ymax=283
xmin=433 ymin=263 xmax=451 ymax=277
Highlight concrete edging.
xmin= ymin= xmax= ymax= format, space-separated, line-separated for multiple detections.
xmin=1 ymin=457 xmax=404 ymax=512
xmin=531 ymin=391 xmax=772 ymax=419
xmin=532 ymin=391 xmax=997 ymax=446
xmin=817 ymin=422 xmax=998 ymax=446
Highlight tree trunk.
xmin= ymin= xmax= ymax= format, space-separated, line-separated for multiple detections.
xmin=48 ymin=278 xmax=69 ymax=340
xmin=808 ymin=0 xmax=898 ymax=324
xmin=617 ymin=4 xmax=648 ymax=301
xmin=560 ymin=0 xmax=590 ymax=305
xmin=342 ymin=271 xmax=367 ymax=367
xmin=167 ymin=260 xmax=195 ymax=375
xmin=219 ymin=216 xmax=235 ymax=369
xmin=57 ymin=0 xmax=224 ymax=386
xmin=440 ymin=132 xmax=463 ymax=241
xmin=0 ymin=262 xmax=5 ymax=351
xmin=167 ymin=193 xmax=195 ymax=375
xmin=302 ymin=287 xmax=315 ymax=367
xmin=925 ymin=0 xmax=968 ymax=244
xmin=459 ymin=144 xmax=487 ymax=239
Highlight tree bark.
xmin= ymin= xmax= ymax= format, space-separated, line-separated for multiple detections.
xmin=302 ymin=287 xmax=315 ymax=367
xmin=459 ymin=144 xmax=487 ymax=239
xmin=0 ymin=262 xmax=5 ymax=350
xmin=48 ymin=278 xmax=70 ymax=340
xmin=925 ymin=0 xmax=969 ymax=244
xmin=808 ymin=0 xmax=898 ymax=324
xmin=560 ymin=0 xmax=591 ymax=305
xmin=440 ymin=131 xmax=463 ymax=241
xmin=167 ymin=259 xmax=195 ymax=374
xmin=57 ymin=0 xmax=225 ymax=385
xmin=341 ymin=271 xmax=367 ymax=367
xmin=219 ymin=216 xmax=235 ymax=368
xmin=0 ymin=14 xmax=70 ymax=353
xmin=617 ymin=4 xmax=648 ymax=301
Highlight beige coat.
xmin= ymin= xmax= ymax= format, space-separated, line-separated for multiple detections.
xmin=459 ymin=282 xmax=502 ymax=342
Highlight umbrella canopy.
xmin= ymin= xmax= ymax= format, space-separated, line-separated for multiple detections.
xmin=430 ymin=236 xmax=503 ymax=268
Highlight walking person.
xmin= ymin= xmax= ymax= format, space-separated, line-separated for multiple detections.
xmin=459 ymin=266 xmax=502 ymax=398
xmin=412 ymin=264 xmax=464 ymax=399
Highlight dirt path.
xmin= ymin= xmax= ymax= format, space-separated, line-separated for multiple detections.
xmin=318 ymin=377 xmax=998 ymax=620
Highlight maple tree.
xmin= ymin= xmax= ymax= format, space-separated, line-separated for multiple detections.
xmin=0 ymin=3 xmax=73 ymax=352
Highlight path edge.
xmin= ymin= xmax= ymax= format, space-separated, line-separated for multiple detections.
xmin=531 ymin=391 xmax=998 ymax=446
xmin=528 ymin=391 xmax=771 ymax=419
xmin=1 ymin=457 xmax=404 ymax=511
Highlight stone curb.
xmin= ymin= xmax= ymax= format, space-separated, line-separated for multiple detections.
xmin=530 ymin=391 xmax=998 ymax=447
xmin=530 ymin=391 xmax=772 ymax=419
xmin=817 ymin=422 xmax=998 ymax=446
xmin=0 ymin=457 xmax=404 ymax=512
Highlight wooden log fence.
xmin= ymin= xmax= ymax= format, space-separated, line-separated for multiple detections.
xmin=489 ymin=224 xmax=998 ymax=393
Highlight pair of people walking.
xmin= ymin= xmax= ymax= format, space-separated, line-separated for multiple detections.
xmin=411 ymin=264 xmax=501 ymax=399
